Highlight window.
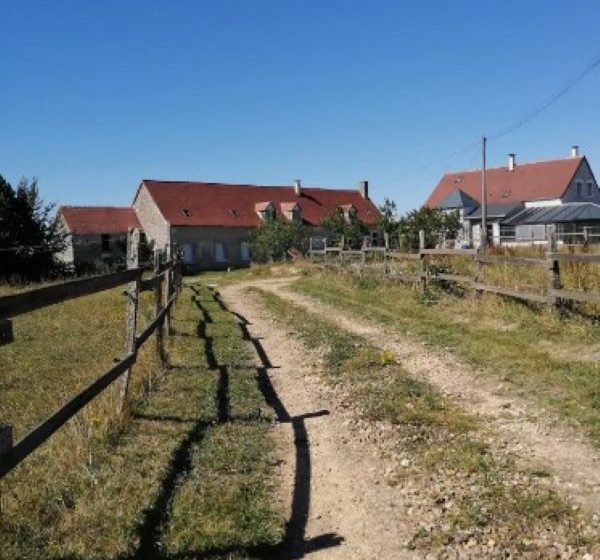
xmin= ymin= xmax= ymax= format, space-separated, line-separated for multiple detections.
xmin=371 ymin=231 xmax=380 ymax=246
xmin=182 ymin=243 xmax=194 ymax=264
xmin=587 ymin=182 xmax=594 ymax=197
xmin=241 ymin=242 xmax=251 ymax=261
xmin=215 ymin=243 xmax=227 ymax=263
xmin=101 ymin=234 xmax=110 ymax=252
xmin=576 ymin=181 xmax=583 ymax=197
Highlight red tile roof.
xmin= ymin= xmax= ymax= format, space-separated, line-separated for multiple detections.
xmin=137 ymin=180 xmax=380 ymax=227
xmin=426 ymin=157 xmax=584 ymax=208
xmin=59 ymin=206 xmax=141 ymax=234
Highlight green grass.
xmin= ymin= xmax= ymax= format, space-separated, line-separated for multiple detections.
xmin=252 ymin=287 xmax=597 ymax=555
xmin=292 ymin=273 xmax=600 ymax=446
xmin=0 ymin=283 xmax=284 ymax=558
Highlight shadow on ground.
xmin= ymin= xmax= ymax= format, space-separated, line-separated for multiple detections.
xmin=52 ymin=285 xmax=343 ymax=560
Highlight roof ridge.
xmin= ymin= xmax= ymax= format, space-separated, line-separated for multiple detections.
xmin=446 ymin=155 xmax=583 ymax=175
xmin=59 ymin=205 xmax=134 ymax=210
xmin=143 ymin=179 xmax=358 ymax=192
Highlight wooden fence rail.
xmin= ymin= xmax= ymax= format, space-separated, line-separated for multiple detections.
xmin=308 ymin=226 xmax=600 ymax=309
xmin=0 ymin=228 xmax=183 ymax=479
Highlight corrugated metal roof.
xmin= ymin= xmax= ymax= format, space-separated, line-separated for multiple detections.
xmin=519 ymin=203 xmax=600 ymax=224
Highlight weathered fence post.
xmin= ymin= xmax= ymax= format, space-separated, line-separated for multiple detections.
xmin=153 ymin=249 xmax=165 ymax=369
xmin=165 ymin=243 xmax=173 ymax=335
xmin=118 ymin=228 xmax=141 ymax=414
xmin=0 ymin=424 xmax=12 ymax=510
xmin=419 ymin=230 xmax=427 ymax=293
xmin=547 ymin=224 xmax=561 ymax=309
xmin=359 ymin=240 xmax=366 ymax=279
xmin=0 ymin=319 xmax=13 ymax=346
xmin=339 ymin=235 xmax=345 ymax=274
xmin=309 ymin=237 xmax=313 ymax=263
xmin=383 ymin=232 xmax=390 ymax=277
xmin=323 ymin=238 xmax=328 ymax=274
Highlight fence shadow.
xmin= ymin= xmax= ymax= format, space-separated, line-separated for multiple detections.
xmin=210 ymin=288 xmax=344 ymax=559
xmin=52 ymin=284 xmax=342 ymax=560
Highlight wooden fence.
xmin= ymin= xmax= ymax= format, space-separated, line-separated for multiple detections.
xmin=308 ymin=226 xmax=600 ymax=308
xmin=0 ymin=229 xmax=183 ymax=479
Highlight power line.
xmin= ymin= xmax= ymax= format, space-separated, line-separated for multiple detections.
xmin=489 ymin=51 xmax=600 ymax=141
xmin=379 ymin=50 xmax=600 ymax=189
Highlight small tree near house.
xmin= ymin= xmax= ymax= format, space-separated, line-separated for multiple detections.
xmin=249 ymin=216 xmax=307 ymax=262
xmin=321 ymin=208 xmax=369 ymax=249
xmin=396 ymin=206 xmax=460 ymax=251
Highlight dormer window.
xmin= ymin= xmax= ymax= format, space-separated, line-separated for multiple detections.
xmin=280 ymin=202 xmax=301 ymax=222
xmin=255 ymin=201 xmax=276 ymax=221
xmin=181 ymin=208 xmax=192 ymax=218
xmin=340 ymin=204 xmax=357 ymax=223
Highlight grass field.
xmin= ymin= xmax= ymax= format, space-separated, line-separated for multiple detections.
xmin=253 ymin=287 xmax=598 ymax=555
xmin=292 ymin=271 xmax=600 ymax=446
xmin=0 ymin=282 xmax=283 ymax=558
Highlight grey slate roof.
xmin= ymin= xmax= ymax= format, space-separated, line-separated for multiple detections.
xmin=438 ymin=188 xmax=479 ymax=209
xmin=463 ymin=202 xmax=523 ymax=220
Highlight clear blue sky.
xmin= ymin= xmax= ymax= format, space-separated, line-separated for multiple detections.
xmin=2 ymin=1 xmax=600 ymax=213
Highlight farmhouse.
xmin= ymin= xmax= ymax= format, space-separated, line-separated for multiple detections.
xmin=133 ymin=179 xmax=379 ymax=269
xmin=57 ymin=206 xmax=141 ymax=271
xmin=426 ymin=146 xmax=599 ymax=245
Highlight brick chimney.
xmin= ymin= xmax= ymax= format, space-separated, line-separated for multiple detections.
xmin=359 ymin=180 xmax=369 ymax=199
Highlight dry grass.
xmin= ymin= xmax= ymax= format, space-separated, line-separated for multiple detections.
xmin=253 ymin=287 xmax=598 ymax=555
xmin=293 ymin=272 xmax=600 ymax=446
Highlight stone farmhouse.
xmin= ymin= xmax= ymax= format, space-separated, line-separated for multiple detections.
xmin=426 ymin=146 xmax=599 ymax=246
xmin=59 ymin=179 xmax=379 ymax=270
xmin=58 ymin=206 xmax=141 ymax=271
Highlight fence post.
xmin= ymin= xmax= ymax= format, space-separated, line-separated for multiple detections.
xmin=383 ymin=232 xmax=390 ymax=277
xmin=359 ymin=240 xmax=366 ymax=279
xmin=0 ymin=319 xmax=13 ymax=346
xmin=153 ymin=249 xmax=165 ymax=369
xmin=118 ymin=228 xmax=141 ymax=414
xmin=323 ymin=238 xmax=328 ymax=274
xmin=165 ymin=243 xmax=173 ymax=335
xmin=419 ymin=230 xmax=427 ymax=292
xmin=309 ymin=237 xmax=313 ymax=263
xmin=547 ymin=225 xmax=561 ymax=309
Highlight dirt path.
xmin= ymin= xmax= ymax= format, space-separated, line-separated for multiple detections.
xmin=220 ymin=283 xmax=414 ymax=560
xmin=225 ymin=277 xmax=600 ymax=517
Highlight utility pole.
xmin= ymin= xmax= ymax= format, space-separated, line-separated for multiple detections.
xmin=481 ymin=135 xmax=488 ymax=248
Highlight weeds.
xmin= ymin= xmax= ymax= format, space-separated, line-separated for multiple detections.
xmin=251 ymin=286 xmax=597 ymax=555
xmin=294 ymin=273 xmax=600 ymax=445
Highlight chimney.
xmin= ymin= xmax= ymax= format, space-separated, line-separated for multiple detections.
xmin=508 ymin=153 xmax=516 ymax=171
xmin=359 ymin=179 xmax=369 ymax=199
xmin=571 ymin=145 xmax=580 ymax=158
xmin=294 ymin=179 xmax=302 ymax=196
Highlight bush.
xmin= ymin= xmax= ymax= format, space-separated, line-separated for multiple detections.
xmin=249 ymin=217 xmax=307 ymax=262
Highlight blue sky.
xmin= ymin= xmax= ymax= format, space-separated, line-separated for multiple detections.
xmin=2 ymin=1 xmax=600 ymax=213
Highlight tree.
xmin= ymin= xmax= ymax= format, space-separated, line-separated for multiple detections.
xmin=0 ymin=175 xmax=67 ymax=281
xmin=321 ymin=208 xmax=369 ymax=249
xmin=377 ymin=198 xmax=398 ymax=238
xmin=249 ymin=216 xmax=307 ymax=263
xmin=396 ymin=206 xmax=460 ymax=251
